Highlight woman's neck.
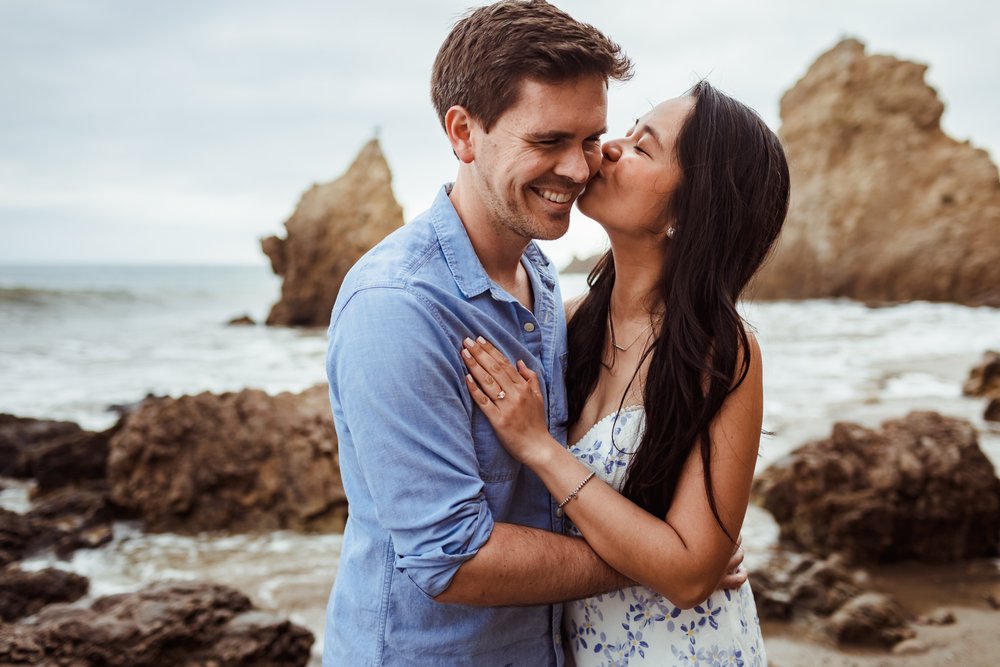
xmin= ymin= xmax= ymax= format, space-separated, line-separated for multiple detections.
xmin=607 ymin=234 xmax=666 ymax=322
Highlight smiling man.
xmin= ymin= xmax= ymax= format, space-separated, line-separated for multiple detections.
xmin=324 ymin=3 xmax=666 ymax=665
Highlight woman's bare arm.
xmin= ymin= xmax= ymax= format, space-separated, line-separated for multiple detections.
xmin=461 ymin=334 xmax=762 ymax=608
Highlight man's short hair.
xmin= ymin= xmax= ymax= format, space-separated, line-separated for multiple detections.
xmin=431 ymin=0 xmax=633 ymax=132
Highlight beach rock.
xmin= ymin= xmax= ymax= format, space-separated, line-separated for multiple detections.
xmin=0 ymin=414 xmax=85 ymax=478
xmin=28 ymin=485 xmax=117 ymax=557
xmin=0 ymin=580 xmax=313 ymax=666
xmin=562 ymin=253 xmax=602 ymax=275
xmin=0 ymin=486 xmax=117 ymax=566
xmin=917 ymin=608 xmax=956 ymax=626
xmin=30 ymin=420 xmax=120 ymax=495
xmin=824 ymin=592 xmax=915 ymax=647
xmin=754 ymin=411 xmax=1000 ymax=562
xmin=986 ymin=398 xmax=1000 ymax=422
xmin=262 ymin=138 xmax=404 ymax=327
xmin=0 ymin=566 xmax=89 ymax=622
xmin=752 ymin=39 xmax=1000 ymax=306
xmin=963 ymin=350 xmax=1000 ymax=397
xmin=0 ymin=509 xmax=61 ymax=567
xmin=750 ymin=552 xmax=864 ymax=621
xmin=227 ymin=313 xmax=256 ymax=326
xmin=108 ymin=384 xmax=346 ymax=533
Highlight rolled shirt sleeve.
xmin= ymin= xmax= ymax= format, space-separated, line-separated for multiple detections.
xmin=328 ymin=286 xmax=494 ymax=598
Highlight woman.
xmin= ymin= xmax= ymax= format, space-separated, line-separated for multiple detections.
xmin=460 ymin=81 xmax=789 ymax=666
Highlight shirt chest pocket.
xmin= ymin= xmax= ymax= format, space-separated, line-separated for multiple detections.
xmin=471 ymin=410 xmax=520 ymax=482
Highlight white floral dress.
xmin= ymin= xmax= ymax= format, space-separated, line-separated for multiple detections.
xmin=564 ymin=406 xmax=766 ymax=667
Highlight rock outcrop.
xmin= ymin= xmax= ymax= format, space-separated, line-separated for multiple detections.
xmin=562 ymin=253 xmax=602 ymax=275
xmin=750 ymin=551 xmax=914 ymax=647
xmin=753 ymin=411 xmax=1000 ymax=562
xmin=0 ymin=566 xmax=89 ymax=622
xmin=0 ymin=581 xmax=313 ymax=666
xmin=752 ymin=39 xmax=1000 ymax=305
xmin=108 ymin=385 xmax=346 ymax=533
xmin=262 ymin=138 xmax=404 ymax=327
xmin=965 ymin=350 xmax=1000 ymax=422
xmin=0 ymin=415 xmax=85 ymax=478
xmin=0 ymin=486 xmax=116 ymax=567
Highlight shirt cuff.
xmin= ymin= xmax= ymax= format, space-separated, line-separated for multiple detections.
xmin=393 ymin=500 xmax=495 ymax=598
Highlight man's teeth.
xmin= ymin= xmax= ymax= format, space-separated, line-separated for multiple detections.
xmin=537 ymin=189 xmax=572 ymax=204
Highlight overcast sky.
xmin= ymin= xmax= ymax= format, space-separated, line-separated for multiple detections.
xmin=1 ymin=0 xmax=997 ymax=267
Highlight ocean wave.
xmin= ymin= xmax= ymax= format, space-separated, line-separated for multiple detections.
xmin=0 ymin=286 xmax=139 ymax=306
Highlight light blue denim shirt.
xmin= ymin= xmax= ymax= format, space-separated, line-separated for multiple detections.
xmin=324 ymin=185 xmax=570 ymax=666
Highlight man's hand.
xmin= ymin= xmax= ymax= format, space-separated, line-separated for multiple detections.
xmin=717 ymin=535 xmax=747 ymax=590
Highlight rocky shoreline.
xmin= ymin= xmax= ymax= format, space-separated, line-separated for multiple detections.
xmin=1 ymin=354 xmax=998 ymax=665
xmin=0 ymin=384 xmax=343 ymax=666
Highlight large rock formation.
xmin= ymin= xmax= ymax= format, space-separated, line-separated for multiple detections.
xmin=753 ymin=411 xmax=1000 ymax=563
xmin=0 ymin=581 xmax=313 ymax=666
xmin=262 ymin=138 xmax=404 ymax=327
xmin=753 ymin=39 xmax=1000 ymax=305
xmin=108 ymin=385 xmax=346 ymax=533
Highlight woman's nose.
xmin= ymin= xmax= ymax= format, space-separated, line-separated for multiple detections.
xmin=601 ymin=140 xmax=622 ymax=161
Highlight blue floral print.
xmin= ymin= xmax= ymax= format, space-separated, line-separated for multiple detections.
xmin=563 ymin=407 xmax=767 ymax=665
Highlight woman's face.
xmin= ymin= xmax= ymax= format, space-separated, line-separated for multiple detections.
xmin=578 ymin=96 xmax=695 ymax=236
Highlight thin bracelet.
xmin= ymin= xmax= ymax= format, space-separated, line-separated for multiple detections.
xmin=556 ymin=471 xmax=596 ymax=517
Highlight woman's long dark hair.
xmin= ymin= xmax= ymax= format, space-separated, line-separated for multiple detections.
xmin=566 ymin=81 xmax=790 ymax=538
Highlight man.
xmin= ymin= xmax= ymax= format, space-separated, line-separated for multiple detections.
xmin=324 ymin=3 xmax=742 ymax=665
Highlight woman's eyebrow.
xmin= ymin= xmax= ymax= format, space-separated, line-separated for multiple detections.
xmin=636 ymin=124 xmax=663 ymax=149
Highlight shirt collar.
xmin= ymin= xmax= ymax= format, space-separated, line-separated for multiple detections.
xmin=430 ymin=184 xmax=557 ymax=299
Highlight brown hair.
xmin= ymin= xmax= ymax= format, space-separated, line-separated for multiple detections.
xmin=431 ymin=1 xmax=632 ymax=132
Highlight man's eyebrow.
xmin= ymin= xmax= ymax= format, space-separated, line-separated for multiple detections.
xmin=526 ymin=127 xmax=607 ymax=141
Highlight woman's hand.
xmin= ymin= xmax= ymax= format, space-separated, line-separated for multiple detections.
xmin=461 ymin=336 xmax=555 ymax=466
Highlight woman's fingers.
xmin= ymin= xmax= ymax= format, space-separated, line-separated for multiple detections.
xmin=464 ymin=373 xmax=500 ymax=418
xmin=469 ymin=336 xmax=523 ymax=386
xmin=461 ymin=344 xmax=507 ymax=400
xmin=516 ymin=359 xmax=541 ymax=395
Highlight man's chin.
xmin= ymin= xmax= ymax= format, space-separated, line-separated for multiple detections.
xmin=531 ymin=217 xmax=571 ymax=241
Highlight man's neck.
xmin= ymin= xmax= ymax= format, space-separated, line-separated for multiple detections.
xmin=448 ymin=177 xmax=530 ymax=289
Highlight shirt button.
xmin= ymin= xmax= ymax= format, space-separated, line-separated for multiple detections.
xmin=523 ymin=322 xmax=536 ymax=332
xmin=555 ymin=632 xmax=562 ymax=645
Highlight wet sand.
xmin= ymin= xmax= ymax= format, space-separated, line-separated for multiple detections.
xmin=762 ymin=560 xmax=1000 ymax=666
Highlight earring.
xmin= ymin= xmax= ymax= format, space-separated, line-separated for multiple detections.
xmin=666 ymin=226 xmax=676 ymax=239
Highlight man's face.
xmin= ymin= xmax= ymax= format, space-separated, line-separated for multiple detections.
xmin=469 ymin=75 xmax=608 ymax=241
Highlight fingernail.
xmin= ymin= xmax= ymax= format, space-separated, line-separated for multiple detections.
xmin=476 ymin=336 xmax=487 ymax=344
xmin=466 ymin=374 xmax=473 ymax=382
xmin=462 ymin=348 xmax=472 ymax=359
xmin=464 ymin=337 xmax=475 ymax=347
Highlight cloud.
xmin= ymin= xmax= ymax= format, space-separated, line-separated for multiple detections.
xmin=1 ymin=0 xmax=997 ymax=265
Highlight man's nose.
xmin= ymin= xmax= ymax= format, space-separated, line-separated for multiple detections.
xmin=553 ymin=146 xmax=593 ymax=184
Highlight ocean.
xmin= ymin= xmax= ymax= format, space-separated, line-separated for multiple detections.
xmin=2 ymin=263 xmax=999 ymax=663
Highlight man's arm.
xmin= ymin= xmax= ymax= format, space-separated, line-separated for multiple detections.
xmin=435 ymin=523 xmax=630 ymax=606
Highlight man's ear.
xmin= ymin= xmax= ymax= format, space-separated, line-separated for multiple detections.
xmin=444 ymin=106 xmax=476 ymax=164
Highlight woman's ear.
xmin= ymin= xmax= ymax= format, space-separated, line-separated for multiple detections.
xmin=444 ymin=106 xmax=476 ymax=164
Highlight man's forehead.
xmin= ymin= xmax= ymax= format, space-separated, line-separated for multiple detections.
xmin=505 ymin=77 xmax=608 ymax=134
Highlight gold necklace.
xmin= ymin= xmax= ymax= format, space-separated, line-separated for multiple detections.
xmin=608 ymin=313 xmax=655 ymax=352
